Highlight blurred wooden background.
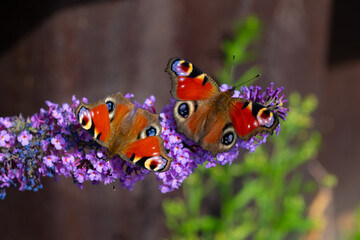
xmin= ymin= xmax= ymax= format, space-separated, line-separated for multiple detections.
xmin=0 ymin=0 xmax=359 ymax=239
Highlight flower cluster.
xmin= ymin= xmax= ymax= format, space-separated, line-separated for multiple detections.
xmin=0 ymin=95 xmax=154 ymax=199
xmin=0 ymin=83 xmax=288 ymax=199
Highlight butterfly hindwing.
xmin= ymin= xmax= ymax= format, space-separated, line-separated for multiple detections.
xmin=116 ymin=108 xmax=172 ymax=172
xmin=121 ymin=135 xmax=171 ymax=172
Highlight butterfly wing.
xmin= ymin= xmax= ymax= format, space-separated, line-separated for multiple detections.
xmin=76 ymin=92 xmax=130 ymax=148
xmin=165 ymin=58 xmax=220 ymax=100
xmin=76 ymin=92 xmax=172 ymax=172
xmin=114 ymin=108 xmax=173 ymax=172
xmin=229 ymin=98 xmax=279 ymax=140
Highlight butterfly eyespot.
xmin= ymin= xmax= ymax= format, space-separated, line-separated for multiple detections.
xmin=146 ymin=126 xmax=156 ymax=137
xmin=173 ymin=100 xmax=196 ymax=122
xmin=257 ymin=109 xmax=275 ymax=128
xmin=105 ymin=99 xmax=115 ymax=120
xmin=78 ymin=107 xmax=92 ymax=130
xmin=181 ymin=61 xmax=190 ymax=68
xmin=106 ymin=101 xmax=115 ymax=113
xmin=178 ymin=103 xmax=189 ymax=118
xmin=144 ymin=156 xmax=167 ymax=172
xmin=139 ymin=124 xmax=161 ymax=139
xmin=172 ymin=59 xmax=193 ymax=76
xmin=220 ymin=125 xmax=238 ymax=150
xmin=221 ymin=132 xmax=234 ymax=145
xmin=149 ymin=160 xmax=158 ymax=170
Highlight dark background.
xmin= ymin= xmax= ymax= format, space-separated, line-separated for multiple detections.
xmin=0 ymin=0 xmax=359 ymax=239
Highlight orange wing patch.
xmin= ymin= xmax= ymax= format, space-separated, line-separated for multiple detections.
xmin=166 ymin=58 xmax=219 ymax=101
xmin=176 ymin=75 xmax=217 ymax=100
xmin=202 ymin=119 xmax=225 ymax=144
xmin=230 ymin=101 xmax=258 ymax=139
xmin=124 ymin=136 xmax=161 ymax=160
xmin=90 ymin=104 xmax=110 ymax=142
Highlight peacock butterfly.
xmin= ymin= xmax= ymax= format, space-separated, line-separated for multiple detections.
xmin=165 ymin=58 xmax=279 ymax=155
xmin=76 ymin=92 xmax=173 ymax=172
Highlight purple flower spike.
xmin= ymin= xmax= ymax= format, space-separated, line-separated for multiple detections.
xmin=0 ymin=94 xmax=153 ymax=199
xmin=0 ymin=83 xmax=288 ymax=199
xmin=155 ymin=82 xmax=289 ymax=193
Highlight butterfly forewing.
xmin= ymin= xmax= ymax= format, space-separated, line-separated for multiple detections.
xmin=166 ymin=58 xmax=220 ymax=100
xmin=230 ymin=99 xmax=279 ymax=140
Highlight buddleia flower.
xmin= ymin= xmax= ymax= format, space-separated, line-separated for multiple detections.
xmin=0 ymin=82 xmax=288 ymax=199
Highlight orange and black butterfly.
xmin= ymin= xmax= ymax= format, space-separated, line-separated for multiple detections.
xmin=76 ymin=92 xmax=173 ymax=172
xmin=165 ymin=58 xmax=279 ymax=155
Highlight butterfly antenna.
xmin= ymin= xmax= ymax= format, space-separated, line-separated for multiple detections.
xmin=230 ymin=54 xmax=235 ymax=83
xmin=234 ymin=73 xmax=261 ymax=89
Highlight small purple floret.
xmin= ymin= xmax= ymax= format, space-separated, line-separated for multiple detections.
xmin=17 ymin=131 xmax=32 ymax=146
xmin=51 ymin=134 xmax=65 ymax=150
xmin=0 ymin=130 xmax=10 ymax=147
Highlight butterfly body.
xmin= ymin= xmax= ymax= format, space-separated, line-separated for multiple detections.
xmin=76 ymin=92 xmax=173 ymax=172
xmin=165 ymin=58 xmax=279 ymax=155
